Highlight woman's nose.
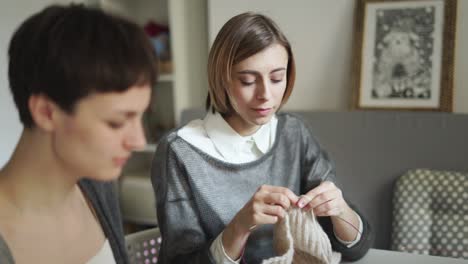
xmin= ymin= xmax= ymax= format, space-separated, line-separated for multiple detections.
xmin=124 ymin=121 xmax=147 ymax=151
xmin=256 ymin=79 xmax=272 ymax=100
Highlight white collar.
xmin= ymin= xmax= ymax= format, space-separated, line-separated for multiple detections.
xmin=203 ymin=111 xmax=274 ymax=159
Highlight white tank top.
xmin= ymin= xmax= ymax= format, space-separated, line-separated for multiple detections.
xmin=86 ymin=239 xmax=116 ymax=264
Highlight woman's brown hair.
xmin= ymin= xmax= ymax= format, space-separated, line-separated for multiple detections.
xmin=8 ymin=4 xmax=158 ymax=127
xmin=206 ymin=12 xmax=296 ymax=114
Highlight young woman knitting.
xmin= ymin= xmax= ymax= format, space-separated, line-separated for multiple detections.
xmin=152 ymin=12 xmax=373 ymax=264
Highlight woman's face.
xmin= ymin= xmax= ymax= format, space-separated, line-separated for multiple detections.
xmin=226 ymin=43 xmax=289 ymax=136
xmin=52 ymin=85 xmax=151 ymax=181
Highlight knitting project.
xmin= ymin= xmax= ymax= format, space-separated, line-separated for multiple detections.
xmin=262 ymin=208 xmax=341 ymax=264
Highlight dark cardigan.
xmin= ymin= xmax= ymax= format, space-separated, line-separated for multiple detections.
xmin=0 ymin=179 xmax=128 ymax=263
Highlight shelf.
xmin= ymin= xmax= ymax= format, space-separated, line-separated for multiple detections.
xmin=158 ymin=73 xmax=173 ymax=82
xmin=138 ymin=143 xmax=158 ymax=153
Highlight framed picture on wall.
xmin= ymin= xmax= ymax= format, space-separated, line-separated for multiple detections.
xmin=351 ymin=0 xmax=457 ymax=111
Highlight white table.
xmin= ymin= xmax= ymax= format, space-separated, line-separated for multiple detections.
xmin=341 ymin=249 xmax=468 ymax=264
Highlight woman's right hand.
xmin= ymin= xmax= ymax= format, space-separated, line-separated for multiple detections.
xmin=222 ymin=185 xmax=299 ymax=260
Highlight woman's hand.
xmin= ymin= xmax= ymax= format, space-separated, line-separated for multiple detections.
xmin=222 ymin=185 xmax=299 ymax=260
xmin=297 ymin=181 xmax=360 ymax=242
xmin=297 ymin=181 xmax=347 ymax=216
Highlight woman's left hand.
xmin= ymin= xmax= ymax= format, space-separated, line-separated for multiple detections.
xmin=297 ymin=181 xmax=361 ymax=242
xmin=297 ymin=181 xmax=348 ymax=216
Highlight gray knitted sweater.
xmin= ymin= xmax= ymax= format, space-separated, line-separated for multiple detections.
xmin=0 ymin=179 xmax=128 ymax=264
xmin=151 ymin=113 xmax=373 ymax=264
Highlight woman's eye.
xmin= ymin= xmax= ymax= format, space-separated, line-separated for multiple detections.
xmin=272 ymin=79 xmax=283 ymax=83
xmin=107 ymin=121 xmax=124 ymax=129
xmin=240 ymin=80 xmax=255 ymax=86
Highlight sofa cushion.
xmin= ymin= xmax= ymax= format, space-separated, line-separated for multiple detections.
xmin=391 ymin=169 xmax=468 ymax=259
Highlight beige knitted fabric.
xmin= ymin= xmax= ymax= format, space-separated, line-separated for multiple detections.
xmin=262 ymin=208 xmax=341 ymax=264
xmin=261 ymin=210 xmax=294 ymax=264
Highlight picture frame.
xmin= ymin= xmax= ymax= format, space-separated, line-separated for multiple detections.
xmin=351 ymin=0 xmax=457 ymax=111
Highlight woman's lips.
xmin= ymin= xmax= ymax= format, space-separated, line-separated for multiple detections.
xmin=253 ymin=108 xmax=272 ymax=116
xmin=113 ymin=157 xmax=129 ymax=167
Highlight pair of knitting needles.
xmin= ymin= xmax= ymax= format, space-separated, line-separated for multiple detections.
xmin=248 ymin=196 xmax=363 ymax=237
xmin=298 ymin=195 xmax=363 ymax=236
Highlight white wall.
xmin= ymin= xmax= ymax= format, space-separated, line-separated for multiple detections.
xmin=0 ymin=0 xmax=79 ymax=167
xmin=454 ymin=0 xmax=468 ymax=113
xmin=2 ymin=1 xmax=468 ymax=166
xmin=98 ymin=0 xmax=209 ymax=126
xmin=99 ymin=0 xmax=168 ymax=26
xmin=208 ymin=0 xmax=468 ymax=113
xmin=169 ymin=0 xmax=208 ymax=124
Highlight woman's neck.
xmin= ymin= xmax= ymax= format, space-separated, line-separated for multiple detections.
xmin=0 ymin=129 xmax=78 ymax=213
xmin=223 ymin=113 xmax=260 ymax=136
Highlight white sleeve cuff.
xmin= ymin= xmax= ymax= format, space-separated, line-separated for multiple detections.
xmin=209 ymin=231 xmax=241 ymax=264
xmin=334 ymin=211 xmax=363 ymax=248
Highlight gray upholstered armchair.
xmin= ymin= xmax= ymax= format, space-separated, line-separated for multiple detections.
xmin=391 ymin=169 xmax=468 ymax=259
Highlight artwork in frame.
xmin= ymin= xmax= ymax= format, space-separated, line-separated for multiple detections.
xmin=351 ymin=0 xmax=456 ymax=111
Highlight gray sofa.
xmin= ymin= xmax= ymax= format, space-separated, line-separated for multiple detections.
xmin=180 ymin=109 xmax=468 ymax=250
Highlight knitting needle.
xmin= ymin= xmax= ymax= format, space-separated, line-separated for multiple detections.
xmin=298 ymin=195 xmax=363 ymax=236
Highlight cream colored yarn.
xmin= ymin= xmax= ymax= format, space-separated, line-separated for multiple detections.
xmin=261 ymin=210 xmax=294 ymax=264
xmin=262 ymin=208 xmax=341 ymax=264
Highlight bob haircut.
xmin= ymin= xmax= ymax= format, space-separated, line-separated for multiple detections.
xmin=206 ymin=12 xmax=296 ymax=114
xmin=8 ymin=4 xmax=158 ymax=128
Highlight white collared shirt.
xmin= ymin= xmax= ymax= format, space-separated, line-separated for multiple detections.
xmin=178 ymin=111 xmax=362 ymax=263
xmin=178 ymin=111 xmax=277 ymax=163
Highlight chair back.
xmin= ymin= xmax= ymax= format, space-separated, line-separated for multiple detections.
xmin=391 ymin=169 xmax=468 ymax=259
xmin=125 ymin=227 xmax=162 ymax=263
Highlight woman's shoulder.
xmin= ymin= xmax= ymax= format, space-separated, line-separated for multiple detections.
xmin=276 ymin=112 xmax=311 ymax=133
xmin=153 ymin=129 xmax=184 ymax=152
xmin=177 ymin=119 xmax=206 ymax=141
xmin=79 ymin=179 xmax=120 ymax=217
xmin=277 ymin=111 xmax=307 ymax=123
xmin=80 ymin=179 xmax=116 ymax=197
xmin=276 ymin=112 xmax=321 ymax=147
xmin=0 ymin=233 xmax=14 ymax=264
xmin=157 ymin=117 xmax=201 ymax=141
xmin=156 ymin=118 xmax=210 ymax=155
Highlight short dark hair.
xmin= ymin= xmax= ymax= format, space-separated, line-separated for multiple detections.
xmin=206 ymin=12 xmax=296 ymax=114
xmin=8 ymin=4 xmax=158 ymax=127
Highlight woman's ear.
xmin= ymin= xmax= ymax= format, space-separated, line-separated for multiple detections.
xmin=28 ymin=94 xmax=60 ymax=131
